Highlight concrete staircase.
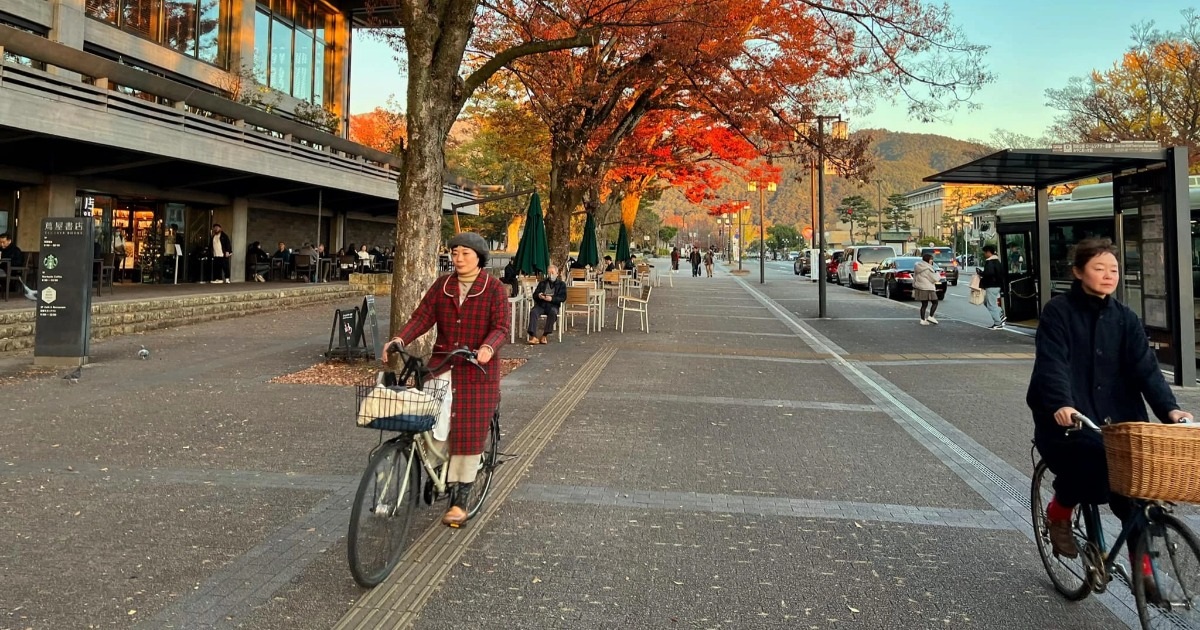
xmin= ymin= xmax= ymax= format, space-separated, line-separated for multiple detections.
xmin=0 ymin=284 xmax=366 ymax=353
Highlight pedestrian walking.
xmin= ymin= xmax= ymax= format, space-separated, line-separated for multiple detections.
xmin=977 ymin=244 xmax=1005 ymax=329
xmin=703 ymin=250 xmax=714 ymax=277
xmin=912 ymin=253 xmax=940 ymax=325
xmin=688 ymin=249 xmax=702 ymax=277
xmin=670 ymin=247 xmax=681 ymax=272
xmin=210 ymin=224 xmax=233 ymax=284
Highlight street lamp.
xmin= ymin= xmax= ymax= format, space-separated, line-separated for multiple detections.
xmin=813 ymin=115 xmax=847 ymax=319
xmin=748 ymin=180 xmax=777 ymax=284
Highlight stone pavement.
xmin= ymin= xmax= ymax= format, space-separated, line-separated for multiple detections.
xmin=3 ymin=259 xmax=1200 ymax=629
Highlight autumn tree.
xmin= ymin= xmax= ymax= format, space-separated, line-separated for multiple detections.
xmin=491 ymin=0 xmax=990 ymax=262
xmin=836 ymin=195 xmax=873 ymax=243
xmin=349 ymin=103 xmax=407 ymax=155
xmin=1046 ymin=9 xmax=1200 ymax=168
xmin=446 ymin=96 xmax=551 ymax=245
xmin=359 ymin=0 xmax=610 ymax=338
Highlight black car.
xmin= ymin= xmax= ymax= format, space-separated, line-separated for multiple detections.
xmin=867 ymin=256 xmax=947 ymax=301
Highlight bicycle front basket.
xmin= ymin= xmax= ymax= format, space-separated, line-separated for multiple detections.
xmin=1103 ymin=422 xmax=1200 ymax=503
xmin=355 ymin=375 xmax=448 ymax=433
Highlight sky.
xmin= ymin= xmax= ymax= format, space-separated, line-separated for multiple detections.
xmin=348 ymin=1 xmax=1197 ymax=144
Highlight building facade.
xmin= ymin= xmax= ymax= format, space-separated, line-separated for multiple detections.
xmin=0 ymin=0 xmax=477 ymax=283
xmin=901 ymin=182 xmax=1005 ymax=245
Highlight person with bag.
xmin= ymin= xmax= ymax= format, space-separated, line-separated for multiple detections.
xmin=1027 ymin=238 xmax=1191 ymax=587
xmin=703 ymin=250 xmax=714 ymax=277
xmin=912 ymin=253 xmax=941 ymax=325
xmin=977 ymin=244 xmax=1005 ymax=329
xmin=383 ymin=232 xmax=509 ymax=527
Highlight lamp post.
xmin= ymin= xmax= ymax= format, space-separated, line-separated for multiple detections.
xmin=748 ymin=181 xmax=777 ymax=284
xmin=813 ymin=115 xmax=847 ymax=319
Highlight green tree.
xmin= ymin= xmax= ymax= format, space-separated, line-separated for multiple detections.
xmin=766 ymin=225 xmax=801 ymax=258
xmin=836 ymin=195 xmax=873 ymax=244
xmin=882 ymin=194 xmax=914 ymax=232
xmin=658 ymin=226 xmax=678 ymax=244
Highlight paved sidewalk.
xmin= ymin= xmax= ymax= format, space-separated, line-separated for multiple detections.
xmin=3 ymin=259 xmax=1199 ymax=629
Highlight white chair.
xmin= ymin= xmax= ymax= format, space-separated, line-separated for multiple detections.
xmin=617 ymin=284 xmax=652 ymax=333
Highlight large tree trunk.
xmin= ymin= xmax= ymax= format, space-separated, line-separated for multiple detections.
xmin=388 ymin=14 xmax=471 ymax=350
xmin=546 ymin=140 xmax=588 ymax=267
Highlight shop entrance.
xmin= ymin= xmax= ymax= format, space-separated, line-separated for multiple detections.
xmin=84 ymin=195 xmax=185 ymax=284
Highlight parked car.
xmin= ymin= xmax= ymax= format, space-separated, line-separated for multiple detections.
xmin=836 ymin=245 xmax=896 ymax=289
xmin=794 ymin=248 xmax=823 ymax=275
xmin=867 ymin=256 xmax=947 ymax=300
xmin=909 ymin=246 xmax=960 ymax=285
xmin=826 ymin=250 xmax=843 ymax=282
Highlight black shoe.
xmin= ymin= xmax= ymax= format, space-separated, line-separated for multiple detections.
xmin=453 ymin=482 xmax=473 ymax=510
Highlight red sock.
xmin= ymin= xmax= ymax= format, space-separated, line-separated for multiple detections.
xmin=1142 ymin=553 xmax=1154 ymax=577
xmin=1047 ymin=496 xmax=1073 ymax=522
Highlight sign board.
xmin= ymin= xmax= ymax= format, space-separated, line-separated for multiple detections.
xmin=362 ymin=295 xmax=382 ymax=360
xmin=1051 ymin=141 xmax=1161 ymax=154
xmin=34 ymin=218 xmax=94 ymax=366
xmin=337 ymin=308 xmax=357 ymax=350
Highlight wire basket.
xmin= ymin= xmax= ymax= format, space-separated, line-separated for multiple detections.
xmin=1103 ymin=422 xmax=1200 ymax=503
xmin=355 ymin=373 xmax=448 ymax=433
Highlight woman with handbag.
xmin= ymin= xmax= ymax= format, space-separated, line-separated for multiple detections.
xmin=912 ymin=253 xmax=941 ymax=325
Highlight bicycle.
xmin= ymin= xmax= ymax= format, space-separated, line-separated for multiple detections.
xmin=1031 ymin=413 xmax=1200 ymax=628
xmin=346 ymin=343 xmax=502 ymax=588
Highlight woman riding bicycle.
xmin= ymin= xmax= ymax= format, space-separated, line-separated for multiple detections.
xmin=1027 ymin=237 xmax=1191 ymax=565
xmin=384 ymin=232 xmax=509 ymax=527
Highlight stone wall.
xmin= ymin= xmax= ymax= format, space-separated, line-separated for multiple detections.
xmin=343 ymin=218 xmax=395 ymax=253
xmin=0 ymin=284 xmax=366 ymax=353
xmin=246 ymin=208 xmax=323 ymax=253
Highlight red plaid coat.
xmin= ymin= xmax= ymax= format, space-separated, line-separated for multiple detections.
xmin=396 ymin=271 xmax=509 ymax=455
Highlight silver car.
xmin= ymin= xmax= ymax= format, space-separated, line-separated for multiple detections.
xmin=836 ymin=245 xmax=896 ymax=289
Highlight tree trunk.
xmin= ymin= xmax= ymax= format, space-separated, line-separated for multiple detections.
xmin=546 ymin=140 xmax=588 ymax=266
xmin=620 ymin=193 xmax=640 ymax=232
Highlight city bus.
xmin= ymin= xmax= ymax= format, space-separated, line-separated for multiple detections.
xmin=992 ymin=179 xmax=1200 ymax=363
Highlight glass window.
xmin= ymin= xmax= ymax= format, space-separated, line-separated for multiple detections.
xmin=163 ymin=0 xmax=198 ymax=56
xmin=293 ymin=30 xmax=313 ymax=101
xmin=269 ymin=18 xmax=292 ymax=93
xmin=122 ymin=0 xmax=161 ymax=39
xmin=312 ymin=40 xmax=325 ymax=105
xmin=86 ymin=0 xmax=119 ymax=24
xmin=253 ymin=9 xmax=271 ymax=84
xmin=197 ymin=0 xmax=223 ymax=65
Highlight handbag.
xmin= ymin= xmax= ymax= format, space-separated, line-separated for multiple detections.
xmin=969 ymin=272 xmax=981 ymax=291
xmin=968 ymin=288 xmax=985 ymax=305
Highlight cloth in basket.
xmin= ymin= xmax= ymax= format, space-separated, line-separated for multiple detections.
xmin=357 ymin=384 xmax=439 ymax=432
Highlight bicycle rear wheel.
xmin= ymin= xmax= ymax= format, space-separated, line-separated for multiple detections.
xmin=1132 ymin=512 xmax=1200 ymax=628
xmin=1031 ymin=459 xmax=1092 ymax=600
xmin=347 ymin=441 xmax=417 ymax=587
xmin=463 ymin=410 xmax=501 ymax=520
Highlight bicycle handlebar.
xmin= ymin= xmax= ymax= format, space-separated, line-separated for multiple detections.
xmin=1068 ymin=411 xmax=1194 ymax=435
xmin=385 ymin=342 xmax=485 ymax=375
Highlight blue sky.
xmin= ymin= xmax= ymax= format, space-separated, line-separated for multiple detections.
xmin=348 ymin=1 xmax=1196 ymax=143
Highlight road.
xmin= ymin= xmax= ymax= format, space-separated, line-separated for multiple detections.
xmin=754 ymin=257 xmax=1019 ymax=332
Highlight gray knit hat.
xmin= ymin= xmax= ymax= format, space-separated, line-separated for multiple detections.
xmin=447 ymin=232 xmax=489 ymax=267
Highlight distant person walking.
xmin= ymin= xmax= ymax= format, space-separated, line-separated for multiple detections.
xmin=913 ymin=253 xmax=941 ymax=325
xmin=978 ymin=244 xmax=1005 ymax=329
xmin=688 ymin=249 xmax=702 ymax=277
xmin=703 ymin=250 xmax=714 ymax=277
xmin=670 ymin=247 xmax=681 ymax=272
xmin=210 ymin=224 xmax=233 ymax=284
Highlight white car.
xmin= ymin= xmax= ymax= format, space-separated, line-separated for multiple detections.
xmin=836 ymin=245 xmax=896 ymax=289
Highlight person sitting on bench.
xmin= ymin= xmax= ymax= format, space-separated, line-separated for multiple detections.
xmin=527 ymin=264 xmax=567 ymax=344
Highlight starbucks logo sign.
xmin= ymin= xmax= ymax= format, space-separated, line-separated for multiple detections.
xmin=42 ymin=254 xmax=58 ymax=271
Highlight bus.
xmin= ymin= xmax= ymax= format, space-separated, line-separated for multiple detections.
xmin=992 ymin=180 xmax=1200 ymax=363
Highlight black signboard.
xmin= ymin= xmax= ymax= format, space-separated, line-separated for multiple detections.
xmin=34 ymin=217 xmax=94 ymax=365
xmin=361 ymin=296 xmax=382 ymax=360
xmin=338 ymin=308 xmax=357 ymax=350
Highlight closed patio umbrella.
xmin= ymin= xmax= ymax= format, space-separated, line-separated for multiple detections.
xmin=513 ymin=192 xmax=550 ymax=276
xmin=577 ymin=213 xmax=600 ymax=268
xmin=615 ymin=223 xmax=631 ymax=267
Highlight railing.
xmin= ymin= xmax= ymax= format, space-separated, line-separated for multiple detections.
xmin=0 ymin=24 xmax=402 ymax=184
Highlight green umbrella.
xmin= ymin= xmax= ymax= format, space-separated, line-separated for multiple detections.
xmin=615 ymin=222 xmax=631 ymax=267
xmin=577 ymin=213 xmax=600 ymax=267
xmin=513 ymin=192 xmax=550 ymax=275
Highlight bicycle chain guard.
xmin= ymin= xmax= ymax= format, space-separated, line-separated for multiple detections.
xmin=1083 ymin=541 xmax=1109 ymax=592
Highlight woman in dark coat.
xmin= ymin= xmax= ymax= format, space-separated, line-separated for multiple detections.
xmin=1028 ymin=237 xmax=1191 ymax=564
xmin=385 ymin=232 xmax=509 ymax=526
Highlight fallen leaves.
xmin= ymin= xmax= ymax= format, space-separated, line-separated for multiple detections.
xmin=272 ymin=358 xmax=527 ymax=385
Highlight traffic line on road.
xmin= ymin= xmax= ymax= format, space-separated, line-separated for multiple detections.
xmin=513 ymin=483 xmax=1014 ymax=531
xmin=334 ymin=345 xmax=618 ymax=630
xmin=733 ymin=277 xmax=1143 ymax=629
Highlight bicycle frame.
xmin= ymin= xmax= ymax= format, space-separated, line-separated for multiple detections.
xmin=1078 ymin=500 xmax=1157 ymax=590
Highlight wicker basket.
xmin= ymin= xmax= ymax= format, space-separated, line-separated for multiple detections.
xmin=1103 ymin=422 xmax=1200 ymax=503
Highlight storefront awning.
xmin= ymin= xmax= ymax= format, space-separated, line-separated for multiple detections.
xmin=924 ymin=148 xmax=1168 ymax=188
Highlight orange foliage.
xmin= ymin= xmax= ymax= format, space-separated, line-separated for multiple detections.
xmin=349 ymin=107 xmax=406 ymax=154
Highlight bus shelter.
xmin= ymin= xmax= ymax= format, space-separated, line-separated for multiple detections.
xmin=925 ymin=146 xmax=1195 ymax=385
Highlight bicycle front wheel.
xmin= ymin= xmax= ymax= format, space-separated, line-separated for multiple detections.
xmin=1031 ymin=459 xmax=1092 ymax=601
xmin=347 ymin=441 xmax=417 ymax=588
xmin=463 ymin=411 xmax=501 ymax=520
xmin=1132 ymin=512 xmax=1200 ymax=628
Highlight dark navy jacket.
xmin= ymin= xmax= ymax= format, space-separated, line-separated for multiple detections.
xmin=1027 ymin=281 xmax=1178 ymax=442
